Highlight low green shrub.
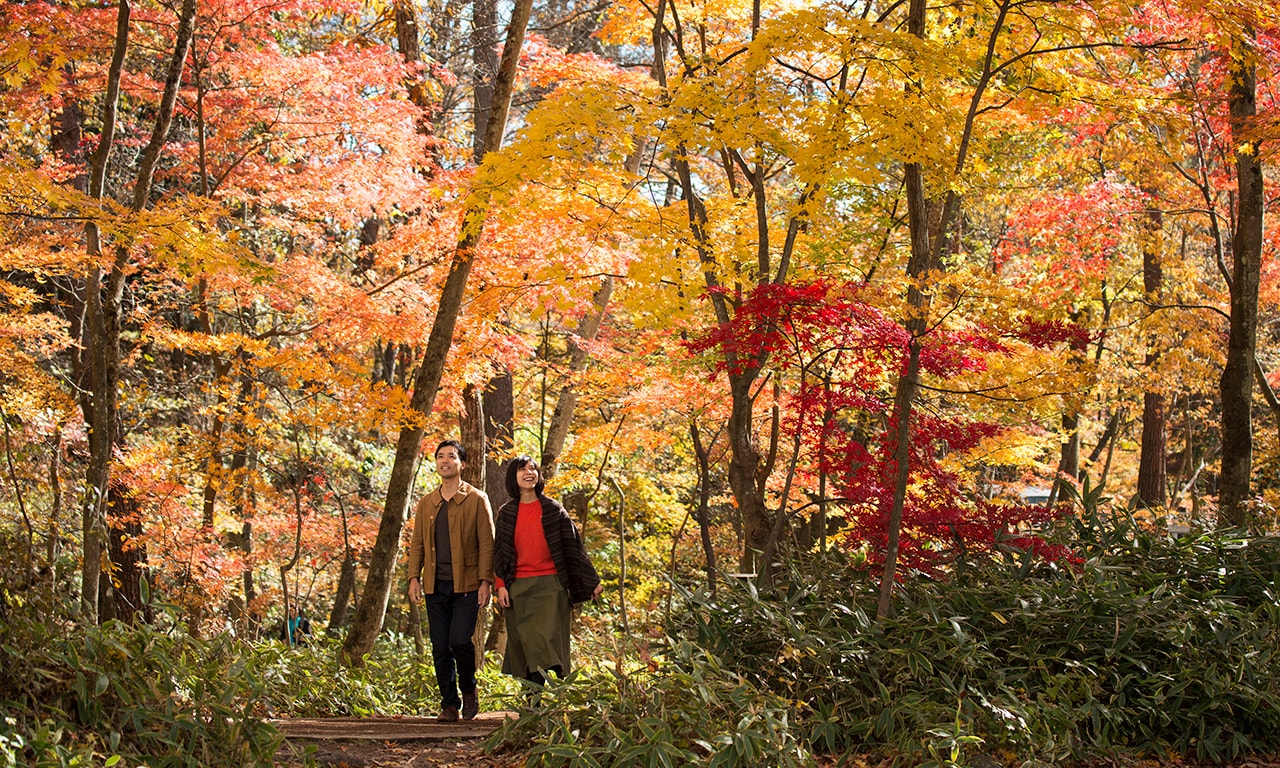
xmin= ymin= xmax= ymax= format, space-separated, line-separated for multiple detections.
xmin=488 ymin=491 xmax=1280 ymax=767
xmin=676 ymin=502 xmax=1280 ymax=764
xmin=0 ymin=602 xmax=282 ymax=768
xmin=251 ymin=632 xmax=521 ymax=718
xmin=0 ymin=533 xmax=283 ymax=768
xmin=485 ymin=642 xmax=812 ymax=768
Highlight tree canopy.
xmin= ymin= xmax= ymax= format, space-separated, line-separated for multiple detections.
xmin=0 ymin=0 xmax=1278 ymax=644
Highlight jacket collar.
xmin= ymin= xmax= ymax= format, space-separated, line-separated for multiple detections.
xmin=431 ymin=480 xmax=473 ymax=507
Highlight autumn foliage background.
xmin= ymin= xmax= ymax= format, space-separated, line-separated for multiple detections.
xmin=2 ymin=0 xmax=1280 ymax=762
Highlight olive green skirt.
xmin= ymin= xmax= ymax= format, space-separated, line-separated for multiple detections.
xmin=502 ymin=574 xmax=572 ymax=678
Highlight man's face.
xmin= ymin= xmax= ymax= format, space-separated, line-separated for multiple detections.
xmin=435 ymin=446 xmax=464 ymax=479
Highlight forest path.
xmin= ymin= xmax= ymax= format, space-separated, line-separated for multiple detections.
xmin=272 ymin=713 xmax=524 ymax=767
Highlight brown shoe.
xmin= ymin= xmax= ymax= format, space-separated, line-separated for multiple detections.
xmin=461 ymin=690 xmax=479 ymax=720
xmin=437 ymin=705 xmax=460 ymax=722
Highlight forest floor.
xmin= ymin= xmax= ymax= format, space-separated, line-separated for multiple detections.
xmin=271 ymin=715 xmax=1280 ymax=768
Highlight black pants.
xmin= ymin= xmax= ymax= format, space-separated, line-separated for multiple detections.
xmin=424 ymin=580 xmax=479 ymax=709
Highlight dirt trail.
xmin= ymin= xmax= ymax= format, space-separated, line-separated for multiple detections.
xmin=272 ymin=713 xmax=524 ymax=767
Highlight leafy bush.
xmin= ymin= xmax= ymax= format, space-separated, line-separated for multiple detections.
xmin=0 ymin=605 xmax=283 ymax=767
xmin=251 ymin=631 xmax=521 ymax=718
xmin=485 ymin=642 xmax=812 ymax=768
xmin=677 ymin=500 xmax=1280 ymax=764
xmin=490 ymin=491 xmax=1280 ymax=766
xmin=0 ymin=536 xmax=282 ymax=768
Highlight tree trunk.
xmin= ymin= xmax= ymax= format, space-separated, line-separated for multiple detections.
xmin=1137 ymin=205 xmax=1167 ymax=508
xmin=461 ymin=385 xmax=487 ymax=490
xmin=107 ymin=479 xmax=152 ymax=624
xmin=1 ymin=408 xmax=34 ymax=582
xmin=1055 ymin=411 xmax=1080 ymax=499
xmin=877 ymin=0 xmax=1012 ymax=618
xmin=80 ymin=0 xmax=195 ymax=622
xmin=228 ymin=361 xmax=260 ymax=632
xmin=79 ymin=0 xmax=131 ymax=625
xmin=482 ymin=371 xmax=513 ymax=655
xmin=691 ymin=421 xmax=718 ymax=593
xmin=726 ymin=372 xmax=770 ymax=573
xmin=327 ymin=550 xmax=357 ymax=636
xmin=342 ymin=0 xmax=535 ymax=664
xmin=472 ymin=1 xmax=512 ymax=663
xmin=876 ymin=0 xmax=935 ymax=618
xmin=647 ymin=0 xmax=773 ymax=575
xmin=460 ymin=384 xmax=489 ymax=671
xmin=1218 ymin=33 xmax=1262 ymax=526
xmin=47 ymin=430 xmax=64 ymax=584
xmin=541 ymin=277 xmax=614 ymax=477
xmin=483 ymin=370 xmax=514 ymax=504
xmin=327 ymin=494 xmax=359 ymax=635
xmin=471 ymin=0 xmax=499 ymax=160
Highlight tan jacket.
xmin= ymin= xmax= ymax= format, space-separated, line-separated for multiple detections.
xmin=406 ymin=480 xmax=495 ymax=594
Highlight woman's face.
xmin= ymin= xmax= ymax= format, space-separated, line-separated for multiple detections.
xmin=517 ymin=461 xmax=541 ymax=492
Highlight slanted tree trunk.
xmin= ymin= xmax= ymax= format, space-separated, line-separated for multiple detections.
xmin=342 ymin=0 xmax=535 ymax=664
xmin=1219 ymin=32 xmax=1262 ymax=527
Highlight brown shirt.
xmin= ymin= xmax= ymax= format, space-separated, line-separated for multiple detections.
xmin=406 ymin=481 xmax=495 ymax=594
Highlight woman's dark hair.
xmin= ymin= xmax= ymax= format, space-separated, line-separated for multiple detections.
xmin=505 ymin=456 xmax=545 ymax=501
xmin=435 ymin=439 xmax=466 ymax=463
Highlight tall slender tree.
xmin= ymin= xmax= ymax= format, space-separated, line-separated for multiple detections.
xmin=342 ymin=0 xmax=536 ymax=663
xmin=1219 ymin=29 xmax=1264 ymax=526
xmin=79 ymin=0 xmax=197 ymax=622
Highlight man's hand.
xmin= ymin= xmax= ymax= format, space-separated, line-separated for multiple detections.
xmin=497 ymin=586 xmax=511 ymax=608
xmin=408 ymin=577 xmax=421 ymax=604
xmin=478 ymin=582 xmax=491 ymax=607
xmin=591 ymin=583 xmax=604 ymax=601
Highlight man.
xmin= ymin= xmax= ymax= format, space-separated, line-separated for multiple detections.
xmin=407 ymin=440 xmax=495 ymax=722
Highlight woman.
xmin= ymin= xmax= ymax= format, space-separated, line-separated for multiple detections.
xmin=493 ymin=456 xmax=603 ymax=684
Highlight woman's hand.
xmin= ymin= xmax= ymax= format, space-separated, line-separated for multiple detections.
xmin=497 ymin=586 xmax=511 ymax=608
xmin=591 ymin=583 xmax=604 ymax=601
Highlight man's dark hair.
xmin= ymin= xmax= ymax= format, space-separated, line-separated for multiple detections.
xmin=435 ymin=439 xmax=467 ymax=463
xmin=504 ymin=456 xmax=545 ymax=502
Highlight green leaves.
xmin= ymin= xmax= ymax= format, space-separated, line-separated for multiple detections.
xmin=0 ymin=590 xmax=282 ymax=768
xmin=665 ymin=518 xmax=1280 ymax=764
xmin=485 ymin=643 xmax=812 ymax=767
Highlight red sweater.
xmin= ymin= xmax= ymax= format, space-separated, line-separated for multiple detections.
xmin=496 ymin=501 xmax=558 ymax=589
